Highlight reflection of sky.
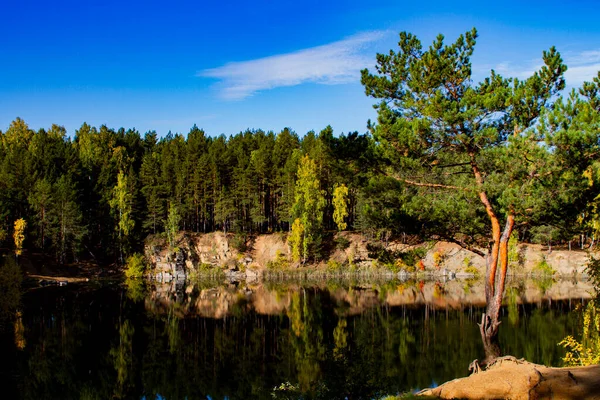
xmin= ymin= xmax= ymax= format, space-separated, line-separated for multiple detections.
xmin=2 ymin=1 xmax=600 ymax=138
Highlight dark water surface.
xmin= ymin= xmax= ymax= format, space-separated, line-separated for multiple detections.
xmin=0 ymin=279 xmax=587 ymax=400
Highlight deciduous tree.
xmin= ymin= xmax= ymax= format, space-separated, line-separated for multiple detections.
xmin=291 ymin=155 xmax=326 ymax=263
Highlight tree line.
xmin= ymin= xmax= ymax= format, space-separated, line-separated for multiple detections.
xmin=0 ymin=120 xmax=380 ymax=263
xmin=1 ymin=29 xmax=600 ymax=269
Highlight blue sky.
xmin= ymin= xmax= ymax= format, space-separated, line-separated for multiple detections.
xmin=1 ymin=0 xmax=600 ymax=138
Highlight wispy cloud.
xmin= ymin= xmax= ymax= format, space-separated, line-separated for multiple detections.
xmin=198 ymin=31 xmax=387 ymax=100
xmin=488 ymin=49 xmax=600 ymax=87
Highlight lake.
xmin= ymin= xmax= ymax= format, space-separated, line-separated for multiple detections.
xmin=0 ymin=277 xmax=591 ymax=399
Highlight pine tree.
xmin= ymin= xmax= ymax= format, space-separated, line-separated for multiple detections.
xmin=140 ymin=152 xmax=165 ymax=234
xmin=28 ymin=178 xmax=53 ymax=250
xmin=360 ymin=28 xmax=574 ymax=352
xmin=49 ymin=175 xmax=86 ymax=263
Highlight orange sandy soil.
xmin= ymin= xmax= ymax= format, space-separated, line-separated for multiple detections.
xmin=418 ymin=357 xmax=600 ymax=399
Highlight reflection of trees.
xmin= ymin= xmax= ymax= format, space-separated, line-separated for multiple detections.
xmin=14 ymin=310 xmax=25 ymax=350
xmin=11 ymin=283 xmax=586 ymax=399
xmin=500 ymin=306 xmax=578 ymax=366
xmin=287 ymin=291 xmax=326 ymax=393
xmin=21 ymin=296 xmax=101 ymax=400
xmin=124 ymin=278 xmax=146 ymax=302
xmin=507 ymin=287 xmax=520 ymax=327
xmin=0 ymin=257 xmax=22 ymax=324
xmin=110 ymin=319 xmax=135 ymax=398
xmin=333 ymin=318 xmax=348 ymax=360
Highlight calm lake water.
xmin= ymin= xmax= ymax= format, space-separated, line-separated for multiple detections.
xmin=0 ymin=277 xmax=590 ymax=400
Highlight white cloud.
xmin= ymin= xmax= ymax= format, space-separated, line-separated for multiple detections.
xmin=198 ymin=31 xmax=386 ymax=100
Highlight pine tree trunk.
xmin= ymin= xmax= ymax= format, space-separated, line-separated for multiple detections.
xmin=472 ymin=156 xmax=516 ymax=361
xmin=480 ymin=214 xmax=514 ymax=363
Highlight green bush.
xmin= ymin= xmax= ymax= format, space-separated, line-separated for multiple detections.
xmin=231 ymin=233 xmax=248 ymax=253
xmin=534 ymin=257 xmax=556 ymax=276
xmin=124 ymin=253 xmax=146 ymax=279
xmin=367 ymin=243 xmax=426 ymax=270
xmin=335 ymin=236 xmax=351 ymax=250
xmin=267 ymin=251 xmax=289 ymax=271
xmin=326 ymin=259 xmax=342 ymax=273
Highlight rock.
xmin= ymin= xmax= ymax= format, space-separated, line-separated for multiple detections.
xmin=419 ymin=358 xmax=600 ymax=400
xmin=227 ymin=263 xmax=239 ymax=271
xmin=245 ymin=268 xmax=259 ymax=278
xmin=398 ymin=270 xmax=410 ymax=280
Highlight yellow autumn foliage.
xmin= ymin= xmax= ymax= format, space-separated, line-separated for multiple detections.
xmin=13 ymin=218 xmax=26 ymax=256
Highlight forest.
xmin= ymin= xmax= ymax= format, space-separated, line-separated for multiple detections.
xmin=1 ymin=29 xmax=600 ymax=269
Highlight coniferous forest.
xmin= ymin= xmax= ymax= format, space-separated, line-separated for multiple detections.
xmin=0 ymin=119 xmax=378 ymax=263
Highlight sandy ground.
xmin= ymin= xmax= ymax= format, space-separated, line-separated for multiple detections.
xmin=419 ymin=357 xmax=600 ymax=399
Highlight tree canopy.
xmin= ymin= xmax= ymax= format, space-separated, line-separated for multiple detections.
xmin=360 ymin=28 xmax=600 ymax=345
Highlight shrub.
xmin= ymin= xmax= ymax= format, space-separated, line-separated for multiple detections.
xmin=465 ymin=265 xmax=480 ymax=277
xmin=533 ymin=257 xmax=555 ymax=276
xmin=267 ymin=250 xmax=289 ymax=271
xmin=335 ymin=236 xmax=351 ymax=250
xmin=124 ymin=253 xmax=146 ymax=279
xmin=367 ymin=243 xmax=426 ymax=268
xmin=463 ymin=257 xmax=480 ymax=277
xmin=432 ymin=250 xmax=446 ymax=269
xmin=327 ymin=259 xmax=342 ymax=273
xmin=560 ymin=302 xmax=600 ymax=366
xmin=347 ymin=246 xmax=356 ymax=270
xmin=396 ymin=258 xmax=415 ymax=272
xmin=231 ymin=233 xmax=248 ymax=253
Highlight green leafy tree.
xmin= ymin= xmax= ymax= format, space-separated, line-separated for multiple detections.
xmin=360 ymin=28 xmax=574 ymax=349
xmin=166 ymin=202 xmax=181 ymax=249
xmin=291 ymin=155 xmax=326 ymax=263
xmin=289 ymin=218 xmax=305 ymax=262
xmin=332 ymin=183 xmax=349 ymax=231
xmin=110 ymin=171 xmax=135 ymax=262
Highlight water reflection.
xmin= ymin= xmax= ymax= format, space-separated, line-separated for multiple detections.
xmin=2 ymin=278 xmax=591 ymax=400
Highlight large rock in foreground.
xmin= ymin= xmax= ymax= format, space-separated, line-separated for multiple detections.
xmin=419 ymin=357 xmax=600 ymax=399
